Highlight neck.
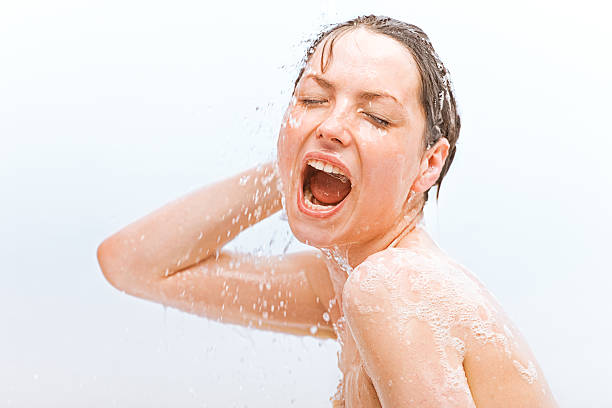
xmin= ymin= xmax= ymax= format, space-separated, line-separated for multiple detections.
xmin=348 ymin=210 xmax=424 ymax=267
xmin=320 ymin=205 xmax=425 ymax=313
xmin=321 ymin=204 xmax=424 ymax=275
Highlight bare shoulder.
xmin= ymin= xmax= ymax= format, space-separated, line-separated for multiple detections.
xmin=343 ymin=245 xmax=558 ymax=407
xmin=344 ymin=245 xmax=476 ymax=311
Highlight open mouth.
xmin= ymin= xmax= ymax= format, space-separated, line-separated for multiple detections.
xmin=301 ymin=159 xmax=352 ymax=213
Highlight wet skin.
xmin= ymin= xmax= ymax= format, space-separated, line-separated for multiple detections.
xmin=97 ymin=27 xmax=558 ymax=408
xmin=277 ymin=28 xmax=558 ymax=407
xmin=277 ymin=27 xmax=441 ymax=267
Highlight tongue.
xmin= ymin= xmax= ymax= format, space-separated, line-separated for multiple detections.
xmin=310 ymin=170 xmax=351 ymax=205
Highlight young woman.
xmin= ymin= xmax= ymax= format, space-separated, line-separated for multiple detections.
xmin=97 ymin=15 xmax=558 ymax=407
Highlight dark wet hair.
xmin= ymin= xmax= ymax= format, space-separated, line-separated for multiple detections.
xmin=293 ymin=15 xmax=460 ymax=203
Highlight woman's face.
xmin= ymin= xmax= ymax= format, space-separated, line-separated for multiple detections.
xmin=277 ymin=28 xmax=428 ymax=250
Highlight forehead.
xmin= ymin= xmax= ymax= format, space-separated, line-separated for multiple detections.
xmin=304 ymin=28 xmax=422 ymax=101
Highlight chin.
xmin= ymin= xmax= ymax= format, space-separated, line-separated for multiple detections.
xmin=286 ymin=209 xmax=342 ymax=249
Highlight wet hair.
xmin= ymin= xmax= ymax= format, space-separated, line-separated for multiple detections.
xmin=293 ymin=15 xmax=460 ymax=203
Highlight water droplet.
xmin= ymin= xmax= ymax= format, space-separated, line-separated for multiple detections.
xmin=322 ymin=312 xmax=330 ymax=322
xmin=309 ymin=325 xmax=318 ymax=335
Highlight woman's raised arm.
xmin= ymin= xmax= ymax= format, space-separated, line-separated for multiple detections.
xmin=96 ymin=162 xmax=336 ymax=338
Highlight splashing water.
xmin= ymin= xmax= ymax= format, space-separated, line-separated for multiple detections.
xmin=239 ymin=175 xmax=251 ymax=186
xmin=321 ymin=246 xmax=353 ymax=276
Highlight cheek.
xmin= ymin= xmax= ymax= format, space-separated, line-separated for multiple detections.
xmin=278 ymin=125 xmax=301 ymax=163
xmin=355 ymin=121 xmax=392 ymax=144
xmin=361 ymin=144 xmax=416 ymax=210
xmin=276 ymin=130 xmax=293 ymax=193
xmin=276 ymin=115 xmax=307 ymax=193
xmin=277 ymin=104 xmax=315 ymax=157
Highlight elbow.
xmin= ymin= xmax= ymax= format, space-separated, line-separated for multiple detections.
xmin=96 ymin=237 xmax=130 ymax=292
xmin=97 ymin=235 xmax=160 ymax=298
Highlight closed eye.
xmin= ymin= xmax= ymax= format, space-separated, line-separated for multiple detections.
xmin=299 ymin=98 xmax=328 ymax=106
xmin=364 ymin=112 xmax=391 ymax=128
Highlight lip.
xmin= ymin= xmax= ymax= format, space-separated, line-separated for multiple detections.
xmin=297 ymin=151 xmax=353 ymax=219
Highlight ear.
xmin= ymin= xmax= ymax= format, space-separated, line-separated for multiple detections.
xmin=411 ymin=138 xmax=450 ymax=193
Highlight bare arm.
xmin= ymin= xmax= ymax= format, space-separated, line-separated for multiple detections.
xmin=97 ymin=162 xmax=336 ymax=338
xmin=342 ymin=260 xmax=476 ymax=407
xmin=342 ymin=255 xmax=557 ymax=407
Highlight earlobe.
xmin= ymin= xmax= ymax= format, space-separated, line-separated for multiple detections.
xmin=411 ymin=138 xmax=450 ymax=193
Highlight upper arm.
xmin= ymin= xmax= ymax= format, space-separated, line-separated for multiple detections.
xmin=462 ymin=325 xmax=557 ymax=407
xmin=98 ymin=244 xmax=336 ymax=339
xmin=341 ymin=260 xmax=476 ymax=407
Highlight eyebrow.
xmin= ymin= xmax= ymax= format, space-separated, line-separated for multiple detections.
xmin=305 ymin=74 xmax=334 ymax=90
xmin=303 ymin=74 xmax=404 ymax=108
xmin=359 ymin=91 xmax=403 ymax=108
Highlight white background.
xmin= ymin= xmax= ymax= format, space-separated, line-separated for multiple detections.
xmin=1 ymin=0 xmax=611 ymax=406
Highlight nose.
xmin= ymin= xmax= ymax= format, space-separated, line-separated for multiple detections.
xmin=315 ymin=102 xmax=353 ymax=147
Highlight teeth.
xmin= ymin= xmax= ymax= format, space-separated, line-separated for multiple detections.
xmin=306 ymin=159 xmax=346 ymax=177
xmin=308 ymin=159 xmax=325 ymax=171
